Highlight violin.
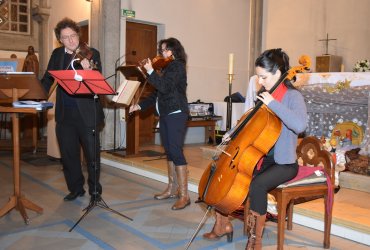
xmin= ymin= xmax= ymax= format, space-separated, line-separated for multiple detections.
xmin=197 ymin=55 xmax=311 ymax=215
xmin=140 ymin=55 xmax=174 ymax=71
xmin=74 ymin=42 xmax=98 ymax=69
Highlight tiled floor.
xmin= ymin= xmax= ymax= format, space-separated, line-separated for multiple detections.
xmin=0 ymin=143 xmax=369 ymax=250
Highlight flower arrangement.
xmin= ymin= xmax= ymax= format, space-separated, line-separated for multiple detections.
xmin=353 ymin=59 xmax=370 ymax=72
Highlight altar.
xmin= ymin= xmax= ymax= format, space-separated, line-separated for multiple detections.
xmin=295 ymin=72 xmax=370 ymax=148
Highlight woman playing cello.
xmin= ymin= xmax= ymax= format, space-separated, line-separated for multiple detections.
xmin=203 ymin=48 xmax=308 ymax=250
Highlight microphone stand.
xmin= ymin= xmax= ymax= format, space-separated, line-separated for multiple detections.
xmin=226 ymin=73 xmax=235 ymax=131
xmin=111 ymin=54 xmax=125 ymax=151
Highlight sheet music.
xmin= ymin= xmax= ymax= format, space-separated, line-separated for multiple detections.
xmin=112 ymin=79 xmax=140 ymax=105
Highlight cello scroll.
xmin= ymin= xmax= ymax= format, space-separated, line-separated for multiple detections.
xmin=286 ymin=55 xmax=311 ymax=81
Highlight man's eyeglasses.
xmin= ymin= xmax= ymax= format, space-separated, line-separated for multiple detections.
xmin=60 ymin=33 xmax=78 ymax=41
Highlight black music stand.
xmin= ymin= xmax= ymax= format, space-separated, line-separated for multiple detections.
xmin=48 ymin=70 xmax=133 ymax=231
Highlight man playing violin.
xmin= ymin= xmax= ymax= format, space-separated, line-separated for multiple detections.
xmin=129 ymin=37 xmax=191 ymax=210
xmin=41 ymin=17 xmax=104 ymax=203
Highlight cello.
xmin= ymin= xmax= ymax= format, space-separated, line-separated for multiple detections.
xmin=197 ymin=55 xmax=311 ymax=215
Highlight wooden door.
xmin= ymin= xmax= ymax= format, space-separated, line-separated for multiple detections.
xmin=80 ymin=24 xmax=89 ymax=44
xmin=125 ymin=21 xmax=157 ymax=154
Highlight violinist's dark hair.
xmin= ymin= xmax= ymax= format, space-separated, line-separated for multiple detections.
xmin=255 ymin=48 xmax=296 ymax=90
xmin=158 ymin=37 xmax=187 ymax=65
xmin=54 ymin=17 xmax=80 ymax=42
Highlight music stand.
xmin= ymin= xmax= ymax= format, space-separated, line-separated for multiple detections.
xmin=48 ymin=70 xmax=133 ymax=231
xmin=116 ymin=65 xmax=147 ymax=84
xmin=0 ymin=72 xmax=47 ymax=224
xmin=115 ymin=65 xmax=148 ymax=156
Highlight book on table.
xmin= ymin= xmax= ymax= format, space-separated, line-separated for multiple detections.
xmin=12 ymin=100 xmax=54 ymax=110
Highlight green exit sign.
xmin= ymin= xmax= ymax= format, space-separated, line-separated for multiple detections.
xmin=122 ymin=9 xmax=135 ymax=18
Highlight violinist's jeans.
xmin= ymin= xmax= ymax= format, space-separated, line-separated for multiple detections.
xmin=159 ymin=112 xmax=188 ymax=166
xmin=249 ymin=155 xmax=298 ymax=215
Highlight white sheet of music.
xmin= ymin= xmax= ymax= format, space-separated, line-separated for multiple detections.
xmin=112 ymin=79 xmax=140 ymax=106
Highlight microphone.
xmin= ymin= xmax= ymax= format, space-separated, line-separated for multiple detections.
xmin=71 ymin=58 xmax=83 ymax=81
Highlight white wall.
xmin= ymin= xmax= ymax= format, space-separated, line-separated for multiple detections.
xmin=121 ymin=0 xmax=250 ymax=103
xmin=263 ymin=0 xmax=370 ymax=72
xmin=46 ymin=0 xmax=91 ymax=58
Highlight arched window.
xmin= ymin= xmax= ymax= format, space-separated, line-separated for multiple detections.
xmin=0 ymin=0 xmax=30 ymax=34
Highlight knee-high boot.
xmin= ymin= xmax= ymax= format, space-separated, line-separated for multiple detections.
xmin=154 ymin=161 xmax=178 ymax=200
xmin=245 ymin=210 xmax=266 ymax=250
xmin=171 ymin=165 xmax=191 ymax=210
xmin=243 ymin=198 xmax=250 ymax=235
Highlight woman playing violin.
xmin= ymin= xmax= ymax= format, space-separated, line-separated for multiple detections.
xmin=41 ymin=17 xmax=104 ymax=203
xmin=129 ymin=37 xmax=190 ymax=210
xmin=203 ymin=48 xmax=308 ymax=250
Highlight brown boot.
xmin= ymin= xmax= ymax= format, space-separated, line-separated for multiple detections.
xmin=243 ymin=198 xmax=251 ymax=236
xmin=245 ymin=210 xmax=266 ymax=250
xmin=203 ymin=211 xmax=233 ymax=242
xmin=171 ymin=165 xmax=191 ymax=210
xmin=154 ymin=161 xmax=179 ymax=200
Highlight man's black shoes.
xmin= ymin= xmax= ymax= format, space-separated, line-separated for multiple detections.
xmin=63 ymin=190 xmax=86 ymax=201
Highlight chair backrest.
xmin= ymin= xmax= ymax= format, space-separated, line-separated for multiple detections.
xmin=296 ymin=136 xmax=336 ymax=189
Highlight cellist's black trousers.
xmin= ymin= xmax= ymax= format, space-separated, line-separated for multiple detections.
xmin=249 ymin=155 xmax=298 ymax=215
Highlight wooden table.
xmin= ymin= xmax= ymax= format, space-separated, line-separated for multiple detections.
xmin=0 ymin=105 xmax=43 ymax=224
xmin=187 ymin=119 xmax=219 ymax=145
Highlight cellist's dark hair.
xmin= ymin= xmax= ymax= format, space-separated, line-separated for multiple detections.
xmin=158 ymin=37 xmax=187 ymax=65
xmin=255 ymin=48 xmax=296 ymax=89
xmin=54 ymin=17 xmax=80 ymax=43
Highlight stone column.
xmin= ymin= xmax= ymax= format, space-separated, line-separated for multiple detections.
xmin=90 ymin=0 xmax=122 ymax=150
xmin=248 ymin=0 xmax=263 ymax=78
xmin=31 ymin=0 xmax=50 ymax=78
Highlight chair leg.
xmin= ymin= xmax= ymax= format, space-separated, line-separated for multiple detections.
xmin=287 ymin=201 xmax=294 ymax=230
xmin=276 ymin=197 xmax=288 ymax=250
xmin=324 ymin=195 xmax=332 ymax=248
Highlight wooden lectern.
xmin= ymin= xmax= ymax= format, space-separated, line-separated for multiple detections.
xmin=0 ymin=72 xmax=47 ymax=224
xmin=116 ymin=66 xmax=156 ymax=156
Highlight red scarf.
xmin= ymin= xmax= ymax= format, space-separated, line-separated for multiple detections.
xmin=271 ymin=82 xmax=288 ymax=102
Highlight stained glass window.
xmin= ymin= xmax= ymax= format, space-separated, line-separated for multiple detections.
xmin=0 ymin=0 xmax=30 ymax=34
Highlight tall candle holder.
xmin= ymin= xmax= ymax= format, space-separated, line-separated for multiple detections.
xmin=226 ymin=73 xmax=235 ymax=131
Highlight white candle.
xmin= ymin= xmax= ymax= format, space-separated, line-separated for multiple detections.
xmin=340 ymin=64 xmax=345 ymax=72
xmin=228 ymin=53 xmax=234 ymax=75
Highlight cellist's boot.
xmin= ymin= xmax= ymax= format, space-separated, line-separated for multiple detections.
xmin=154 ymin=161 xmax=179 ymax=200
xmin=171 ymin=165 xmax=191 ymax=210
xmin=243 ymin=198 xmax=250 ymax=236
xmin=245 ymin=210 xmax=266 ymax=250
xmin=203 ymin=211 xmax=234 ymax=242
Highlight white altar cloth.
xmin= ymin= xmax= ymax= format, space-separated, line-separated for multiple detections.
xmin=295 ymin=72 xmax=370 ymax=87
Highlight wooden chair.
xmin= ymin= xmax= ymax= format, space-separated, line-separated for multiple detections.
xmin=269 ymin=136 xmax=335 ymax=250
